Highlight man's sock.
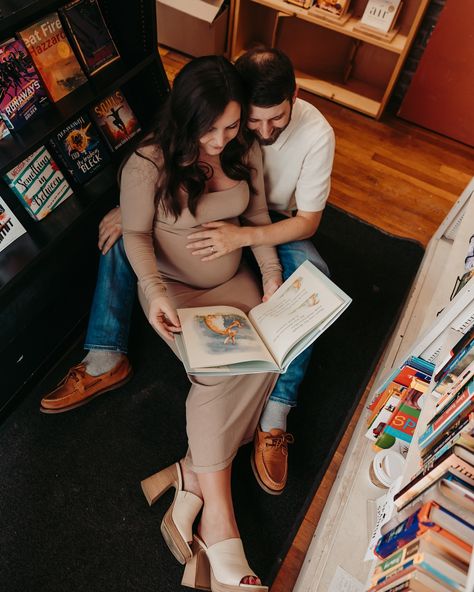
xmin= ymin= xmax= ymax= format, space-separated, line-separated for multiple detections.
xmin=260 ymin=400 xmax=292 ymax=433
xmin=82 ymin=350 xmax=123 ymax=376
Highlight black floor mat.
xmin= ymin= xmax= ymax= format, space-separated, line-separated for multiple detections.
xmin=0 ymin=205 xmax=424 ymax=592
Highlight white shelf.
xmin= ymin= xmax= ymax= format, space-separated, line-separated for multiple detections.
xmin=294 ymin=178 xmax=474 ymax=592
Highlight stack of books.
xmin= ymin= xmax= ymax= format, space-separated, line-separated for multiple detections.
xmin=367 ymin=329 xmax=474 ymax=591
xmin=365 ymin=356 xmax=435 ymax=456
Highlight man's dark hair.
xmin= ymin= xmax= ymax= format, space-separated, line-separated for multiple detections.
xmin=235 ymin=47 xmax=296 ymax=107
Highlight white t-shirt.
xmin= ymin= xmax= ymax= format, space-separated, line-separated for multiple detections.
xmin=261 ymin=98 xmax=335 ymax=213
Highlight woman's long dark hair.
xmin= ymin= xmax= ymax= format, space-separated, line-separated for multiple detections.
xmin=121 ymin=56 xmax=253 ymax=219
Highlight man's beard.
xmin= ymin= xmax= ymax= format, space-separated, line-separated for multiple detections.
xmin=254 ymin=105 xmax=293 ymax=146
xmin=255 ymin=126 xmax=287 ymax=145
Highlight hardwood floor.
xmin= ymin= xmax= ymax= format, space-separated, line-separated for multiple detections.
xmin=159 ymin=46 xmax=474 ymax=591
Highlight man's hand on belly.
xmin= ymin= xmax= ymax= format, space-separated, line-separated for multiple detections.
xmin=186 ymin=221 xmax=249 ymax=261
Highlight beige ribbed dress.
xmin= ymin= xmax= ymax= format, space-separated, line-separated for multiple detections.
xmin=120 ymin=142 xmax=281 ymax=473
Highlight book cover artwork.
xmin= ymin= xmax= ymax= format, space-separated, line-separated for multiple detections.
xmin=360 ymin=0 xmax=402 ymax=33
xmin=0 ymin=37 xmax=49 ymax=130
xmin=175 ymin=261 xmax=352 ymax=375
xmin=18 ymin=13 xmax=87 ymax=102
xmin=49 ymin=114 xmax=110 ymax=183
xmin=91 ymin=90 xmax=141 ymax=150
xmin=60 ymin=0 xmax=120 ymax=76
xmin=4 ymin=146 xmax=73 ymax=220
xmin=313 ymin=0 xmax=351 ymax=17
xmin=0 ymin=195 xmax=26 ymax=252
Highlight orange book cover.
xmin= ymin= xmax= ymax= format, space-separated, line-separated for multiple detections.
xmin=18 ymin=13 xmax=87 ymax=102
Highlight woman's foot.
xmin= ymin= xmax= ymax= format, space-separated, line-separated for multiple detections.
xmin=197 ymin=511 xmax=261 ymax=586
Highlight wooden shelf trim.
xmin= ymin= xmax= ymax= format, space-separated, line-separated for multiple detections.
xmin=295 ymin=71 xmax=381 ymax=117
xmin=250 ymin=0 xmax=407 ymax=53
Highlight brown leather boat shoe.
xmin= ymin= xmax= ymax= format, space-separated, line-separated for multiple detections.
xmin=40 ymin=357 xmax=132 ymax=414
xmin=251 ymin=425 xmax=294 ymax=495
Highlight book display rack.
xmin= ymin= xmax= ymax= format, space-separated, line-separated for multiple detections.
xmin=294 ymin=178 xmax=474 ymax=591
xmin=229 ymin=0 xmax=430 ymax=118
xmin=0 ymin=0 xmax=170 ymax=412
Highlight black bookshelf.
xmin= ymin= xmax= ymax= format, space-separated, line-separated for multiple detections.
xmin=0 ymin=0 xmax=170 ymax=412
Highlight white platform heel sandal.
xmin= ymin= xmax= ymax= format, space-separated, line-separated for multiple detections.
xmin=182 ymin=535 xmax=268 ymax=592
xmin=141 ymin=462 xmax=203 ymax=564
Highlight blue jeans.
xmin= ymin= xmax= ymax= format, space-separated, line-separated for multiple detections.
xmin=268 ymin=211 xmax=329 ymax=407
xmin=84 ymin=238 xmax=136 ymax=354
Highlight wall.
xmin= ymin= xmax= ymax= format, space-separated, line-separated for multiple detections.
xmin=389 ymin=0 xmax=446 ymax=112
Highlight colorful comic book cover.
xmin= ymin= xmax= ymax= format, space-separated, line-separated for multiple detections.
xmin=0 ymin=37 xmax=49 ymax=130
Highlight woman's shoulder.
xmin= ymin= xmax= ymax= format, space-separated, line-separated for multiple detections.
xmin=122 ymin=142 xmax=164 ymax=181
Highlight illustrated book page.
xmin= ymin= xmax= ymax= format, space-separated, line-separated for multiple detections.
xmin=175 ymin=260 xmax=351 ymax=375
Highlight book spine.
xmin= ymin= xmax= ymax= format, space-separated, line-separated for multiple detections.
xmin=419 ymin=385 xmax=474 ymax=449
xmin=394 ymin=461 xmax=474 ymax=510
xmin=418 ymin=560 xmax=465 ymax=591
xmin=436 ymin=360 xmax=474 ymax=411
xmin=372 ymin=539 xmax=420 ymax=583
xmin=421 ymin=417 xmax=471 ymax=466
xmin=375 ymin=510 xmax=422 ymax=558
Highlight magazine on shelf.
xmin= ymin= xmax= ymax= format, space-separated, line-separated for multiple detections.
xmin=0 ymin=195 xmax=26 ymax=252
xmin=18 ymin=13 xmax=87 ymax=102
xmin=175 ymin=260 xmax=351 ymax=376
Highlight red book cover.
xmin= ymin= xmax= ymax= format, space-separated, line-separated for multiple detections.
xmin=91 ymin=89 xmax=141 ymax=151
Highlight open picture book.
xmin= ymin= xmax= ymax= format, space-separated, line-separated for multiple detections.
xmin=175 ymin=260 xmax=351 ymax=375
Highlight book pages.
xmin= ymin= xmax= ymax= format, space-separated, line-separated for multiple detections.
xmin=249 ymin=261 xmax=346 ymax=366
xmin=177 ymin=305 xmax=275 ymax=370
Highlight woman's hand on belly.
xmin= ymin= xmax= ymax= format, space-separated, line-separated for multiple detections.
xmin=148 ymin=295 xmax=181 ymax=341
xmin=186 ymin=221 xmax=248 ymax=261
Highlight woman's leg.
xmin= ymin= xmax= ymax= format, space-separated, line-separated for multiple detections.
xmin=197 ymin=467 xmax=260 ymax=586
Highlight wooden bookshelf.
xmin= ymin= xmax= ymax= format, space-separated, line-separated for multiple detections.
xmin=230 ymin=0 xmax=430 ymax=118
xmin=0 ymin=0 xmax=169 ymax=412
